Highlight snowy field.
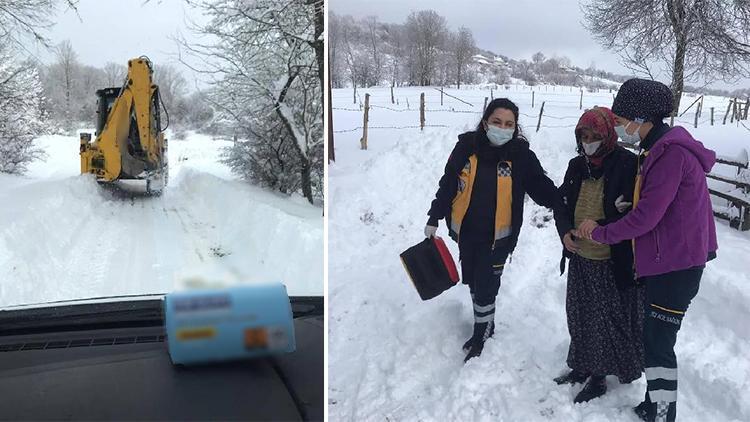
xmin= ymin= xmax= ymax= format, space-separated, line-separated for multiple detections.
xmin=0 ymin=131 xmax=323 ymax=308
xmin=329 ymin=85 xmax=750 ymax=421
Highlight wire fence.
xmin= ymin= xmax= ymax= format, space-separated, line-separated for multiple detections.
xmin=333 ymin=88 xmax=750 ymax=135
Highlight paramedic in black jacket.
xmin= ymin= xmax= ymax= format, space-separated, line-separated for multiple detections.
xmin=425 ymin=98 xmax=572 ymax=362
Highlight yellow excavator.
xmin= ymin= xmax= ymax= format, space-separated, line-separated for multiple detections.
xmin=80 ymin=56 xmax=168 ymax=194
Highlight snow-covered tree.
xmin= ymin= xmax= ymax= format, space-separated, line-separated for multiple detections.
xmin=181 ymin=0 xmax=323 ymax=204
xmin=452 ymin=27 xmax=476 ymax=89
xmin=406 ymin=10 xmax=448 ymax=86
xmin=0 ymin=48 xmax=46 ymax=174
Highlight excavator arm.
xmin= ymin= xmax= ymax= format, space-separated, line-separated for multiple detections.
xmin=80 ymin=57 xmax=168 ymax=193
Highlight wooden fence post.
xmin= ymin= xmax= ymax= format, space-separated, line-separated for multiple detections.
xmin=744 ymin=98 xmax=750 ymax=120
xmin=532 ymin=91 xmax=535 ymax=108
xmin=406 ymin=97 xmax=410 ymax=110
xmin=579 ymin=90 xmax=583 ymax=110
xmin=391 ymin=86 xmax=394 ymax=104
xmin=360 ymin=93 xmax=369 ymax=150
xmin=731 ymin=98 xmax=738 ymax=123
xmin=420 ymin=92 xmax=425 ymax=131
xmin=724 ymin=99 xmax=733 ymax=124
xmin=711 ymin=107 xmax=714 ymax=126
xmin=440 ymin=87 xmax=444 ymax=106
xmin=484 ymin=97 xmax=488 ymax=111
xmin=670 ymin=112 xmax=675 ymax=127
xmin=694 ymin=106 xmax=699 ymax=128
xmin=353 ymin=85 xmax=357 ymax=104
xmin=536 ymin=101 xmax=545 ymax=132
xmin=491 ymin=88 xmax=494 ymax=100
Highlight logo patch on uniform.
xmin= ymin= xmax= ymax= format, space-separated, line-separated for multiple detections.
xmin=497 ymin=161 xmax=512 ymax=177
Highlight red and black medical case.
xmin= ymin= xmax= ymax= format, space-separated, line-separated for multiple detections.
xmin=399 ymin=236 xmax=460 ymax=300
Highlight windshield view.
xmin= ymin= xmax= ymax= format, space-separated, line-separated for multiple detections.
xmin=0 ymin=0 xmax=324 ymax=308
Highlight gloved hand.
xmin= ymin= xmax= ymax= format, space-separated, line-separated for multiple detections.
xmin=424 ymin=224 xmax=437 ymax=238
xmin=615 ymin=194 xmax=632 ymax=213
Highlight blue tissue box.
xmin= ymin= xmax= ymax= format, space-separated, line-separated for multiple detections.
xmin=164 ymin=283 xmax=296 ymax=365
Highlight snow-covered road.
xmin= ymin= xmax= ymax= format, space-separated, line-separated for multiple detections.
xmin=0 ymin=132 xmax=323 ymax=307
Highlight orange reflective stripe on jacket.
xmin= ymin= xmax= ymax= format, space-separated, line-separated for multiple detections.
xmin=451 ymin=155 xmax=513 ymax=243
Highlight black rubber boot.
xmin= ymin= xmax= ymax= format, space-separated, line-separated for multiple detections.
xmin=634 ymin=400 xmax=653 ymax=421
xmin=463 ymin=321 xmax=493 ymax=363
xmin=462 ymin=321 xmax=494 ymax=352
xmin=553 ymin=369 xmax=589 ymax=385
xmin=573 ymin=375 xmax=607 ymax=403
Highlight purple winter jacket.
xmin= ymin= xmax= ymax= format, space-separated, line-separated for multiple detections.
xmin=591 ymin=126 xmax=718 ymax=277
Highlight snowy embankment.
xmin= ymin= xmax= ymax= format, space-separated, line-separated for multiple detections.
xmin=0 ymin=131 xmax=323 ymax=307
xmin=329 ymin=85 xmax=750 ymax=421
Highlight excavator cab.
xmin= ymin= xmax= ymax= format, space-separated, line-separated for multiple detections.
xmin=80 ymin=57 xmax=168 ymax=194
xmin=95 ymin=87 xmax=120 ymax=137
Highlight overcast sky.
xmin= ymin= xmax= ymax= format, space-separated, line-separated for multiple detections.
xmin=26 ymin=0 xmax=209 ymax=90
xmin=330 ymin=0 xmax=749 ymax=91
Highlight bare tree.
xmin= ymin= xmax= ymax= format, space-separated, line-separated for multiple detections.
xmin=406 ymin=10 xmax=448 ymax=86
xmin=532 ymin=52 xmax=546 ymax=67
xmin=453 ymin=27 xmax=476 ymax=89
xmin=329 ymin=12 xmax=344 ymax=88
xmin=364 ymin=16 xmax=382 ymax=86
xmin=583 ymin=0 xmax=750 ymax=112
xmin=153 ymin=64 xmax=187 ymax=116
xmin=103 ymin=62 xmax=126 ymax=86
xmin=54 ymin=40 xmax=79 ymax=129
xmin=387 ymin=24 xmax=406 ymax=87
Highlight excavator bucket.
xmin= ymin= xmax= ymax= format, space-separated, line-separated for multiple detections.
xmin=79 ymin=57 xmax=168 ymax=194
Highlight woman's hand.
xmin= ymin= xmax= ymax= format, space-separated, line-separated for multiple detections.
xmin=563 ymin=231 xmax=579 ymax=253
xmin=577 ymin=219 xmax=599 ymax=240
xmin=615 ymin=194 xmax=633 ymax=213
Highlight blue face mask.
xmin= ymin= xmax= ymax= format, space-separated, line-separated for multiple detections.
xmin=486 ymin=125 xmax=514 ymax=146
xmin=614 ymin=120 xmax=643 ymax=145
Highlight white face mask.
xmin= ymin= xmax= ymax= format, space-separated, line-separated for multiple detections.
xmin=486 ymin=125 xmax=514 ymax=146
xmin=615 ymin=120 xmax=643 ymax=145
xmin=582 ymin=141 xmax=603 ymax=156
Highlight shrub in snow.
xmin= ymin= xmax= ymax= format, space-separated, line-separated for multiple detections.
xmin=0 ymin=50 xmax=46 ymax=174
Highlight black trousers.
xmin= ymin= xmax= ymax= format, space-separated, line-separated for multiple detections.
xmin=640 ymin=265 xmax=703 ymax=422
xmin=459 ymin=240 xmax=510 ymax=308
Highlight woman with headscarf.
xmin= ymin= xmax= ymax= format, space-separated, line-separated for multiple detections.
xmin=553 ymin=106 xmax=644 ymax=403
xmin=425 ymin=98 xmax=572 ymax=363
xmin=577 ymin=79 xmax=718 ymax=422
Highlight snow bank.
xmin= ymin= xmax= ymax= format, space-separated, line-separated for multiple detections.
xmin=329 ymin=86 xmax=750 ymax=421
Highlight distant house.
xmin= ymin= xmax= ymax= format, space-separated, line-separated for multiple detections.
xmin=559 ymin=65 xmax=577 ymax=75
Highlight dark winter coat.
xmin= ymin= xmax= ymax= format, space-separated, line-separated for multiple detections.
xmin=428 ymin=130 xmax=571 ymax=252
xmin=557 ymin=146 xmax=638 ymax=289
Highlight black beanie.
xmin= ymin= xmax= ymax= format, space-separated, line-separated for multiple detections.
xmin=612 ymin=78 xmax=674 ymax=122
